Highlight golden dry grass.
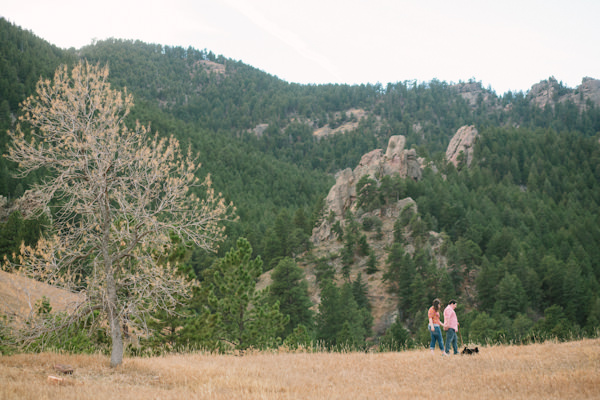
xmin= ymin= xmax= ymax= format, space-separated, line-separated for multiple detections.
xmin=1 ymin=339 xmax=599 ymax=399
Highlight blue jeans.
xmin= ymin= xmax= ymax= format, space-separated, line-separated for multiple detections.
xmin=429 ymin=325 xmax=444 ymax=352
xmin=445 ymin=328 xmax=458 ymax=354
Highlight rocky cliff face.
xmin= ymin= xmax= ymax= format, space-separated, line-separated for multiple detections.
xmin=312 ymin=126 xmax=478 ymax=244
xmin=311 ymin=135 xmax=423 ymax=245
xmin=446 ymin=125 xmax=479 ymax=168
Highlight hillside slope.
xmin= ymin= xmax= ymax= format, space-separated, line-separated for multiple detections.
xmin=0 ymin=270 xmax=81 ymax=324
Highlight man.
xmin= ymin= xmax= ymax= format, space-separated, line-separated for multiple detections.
xmin=444 ymin=300 xmax=459 ymax=355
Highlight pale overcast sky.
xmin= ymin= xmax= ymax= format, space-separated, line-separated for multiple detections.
xmin=2 ymin=0 xmax=599 ymax=95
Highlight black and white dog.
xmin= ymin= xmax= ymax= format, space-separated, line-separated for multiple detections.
xmin=461 ymin=346 xmax=479 ymax=355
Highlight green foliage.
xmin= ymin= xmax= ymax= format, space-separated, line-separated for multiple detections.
xmin=361 ymin=215 xmax=382 ymax=232
xmin=494 ymin=272 xmax=528 ymax=318
xmin=0 ymin=312 xmax=15 ymax=355
xmin=534 ymin=305 xmax=574 ymax=341
xmin=24 ymin=309 xmax=110 ymax=354
xmin=357 ymin=234 xmax=370 ymax=257
xmin=283 ymin=324 xmax=313 ymax=350
xmin=356 ymin=175 xmax=379 ymax=211
xmin=366 ymin=252 xmax=378 ymax=274
xmin=352 ymin=273 xmax=371 ymax=312
xmin=511 ymin=313 xmax=534 ymax=342
xmin=268 ymin=257 xmax=314 ymax=338
xmin=467 ymin=312 xmax=498 ymax=345
xmin=35 ymin=296 xmax=52 ymax=315
xmin=0 ymin=212 xmax=48 ymax=263
xmin=383 ymin=243 xmax=414 ymax=314
xmin=379 ymin=320 xmax=414 ymax=351
xmin=315 ymin=280 xmax=372 ymax=349
xmin=331 ymin=221 xmax=343 ymax=241
xmin=205 ymin=238 xmax=288 ymax=350
xmin=314 ymin=257 xmax=336 ymax=285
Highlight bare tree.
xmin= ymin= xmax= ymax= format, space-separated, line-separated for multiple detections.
xmin=4 ymin=61 xmax=235 ymax=367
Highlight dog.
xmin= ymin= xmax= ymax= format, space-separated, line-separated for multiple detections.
xmin=461 ymin=346 xmax=479 ymax=355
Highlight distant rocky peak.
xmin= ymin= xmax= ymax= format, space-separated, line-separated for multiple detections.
xmin=578 ymin=77 xmax=600 ymax=106
xmin=527 ymin=76 xmax=600 ymax=109
xmin=451 ymin=81 xmax=493 ymax=107
xmin=527 ymin=76 xmax=563 ymax=108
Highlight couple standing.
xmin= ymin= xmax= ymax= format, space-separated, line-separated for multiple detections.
xmin=428 ymin=298 xmax=459 ymax=356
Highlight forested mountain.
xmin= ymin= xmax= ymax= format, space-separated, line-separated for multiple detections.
xmin=1 ymin=18 xmax=599 ymax=351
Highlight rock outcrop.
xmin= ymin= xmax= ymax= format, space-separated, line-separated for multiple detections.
xmin=576 ymin=77 xmax=600 ymax=106
xmin=446 ymin=125 xmax=478 ymax=168
xmin=312 ymin=135 xmax=423 ymax=244
xmin=528 ymin=77 xmax=561 ymax=108
xmin=527 ymin=76 xmax=600 ymax=109
xmin=451 ymin=81 xmax=495 ymax=107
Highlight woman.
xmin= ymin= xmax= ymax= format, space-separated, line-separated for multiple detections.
xmin=428 ymin=298 xmax=446 ymax=355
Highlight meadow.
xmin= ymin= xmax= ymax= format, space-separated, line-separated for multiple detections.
xmin=1 ymin=339 xmax=598 ymax=399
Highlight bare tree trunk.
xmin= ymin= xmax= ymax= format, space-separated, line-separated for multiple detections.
xmin=107 ymin=273 xmax=123 ymax=368
xmin=100 ymin=177 xmax=124 ymax=368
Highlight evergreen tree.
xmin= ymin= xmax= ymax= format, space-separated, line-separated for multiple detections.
xmin=314 ymin=257 xmax=336 ymax=285
xmin=315 ymin=280 xmax=342 ymax=345
xmin=380 ymin=320 xmax=413 ymax=350
xmin=357 ymin=234 xmax=370 ymax=257
xmin=337 ymin=283 xmax=370 ymax=347
xmin=384 ymin=243 xmax=415 ymax=317
xmin=315 ymin=279 xmax=372 ymax=348
xmin=356 ymin=175 xmax=378 ymax=211
xmin=0 ymin=211 xmax=23 ymax=261
xmin=494 ymin=272 xmax=527 ymax=318
xmin=208 ymin=238 xmax=287 ymax=349
xmin=366 ymin=252 xmax=378 ymax=274
xmin=468 ymin=312 xmax=498 ymax=345
xmin=283 ymin=324 xmax=313 ymax=349
xmin=268 ymin=257 xmax=314 ymax=338
xmin=352 ymin=273 xmax=371 ymax=311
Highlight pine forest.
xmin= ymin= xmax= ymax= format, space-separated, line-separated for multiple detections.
xmin=1 ymin=18 xmax=599 ymax=359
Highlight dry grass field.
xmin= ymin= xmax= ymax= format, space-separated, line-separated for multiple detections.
xmin=1 ymin=339 xmax=599 ymax=399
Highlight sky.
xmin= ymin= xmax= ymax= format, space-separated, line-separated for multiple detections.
xmin=2 ymin=0 xmax=599 ymax=95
